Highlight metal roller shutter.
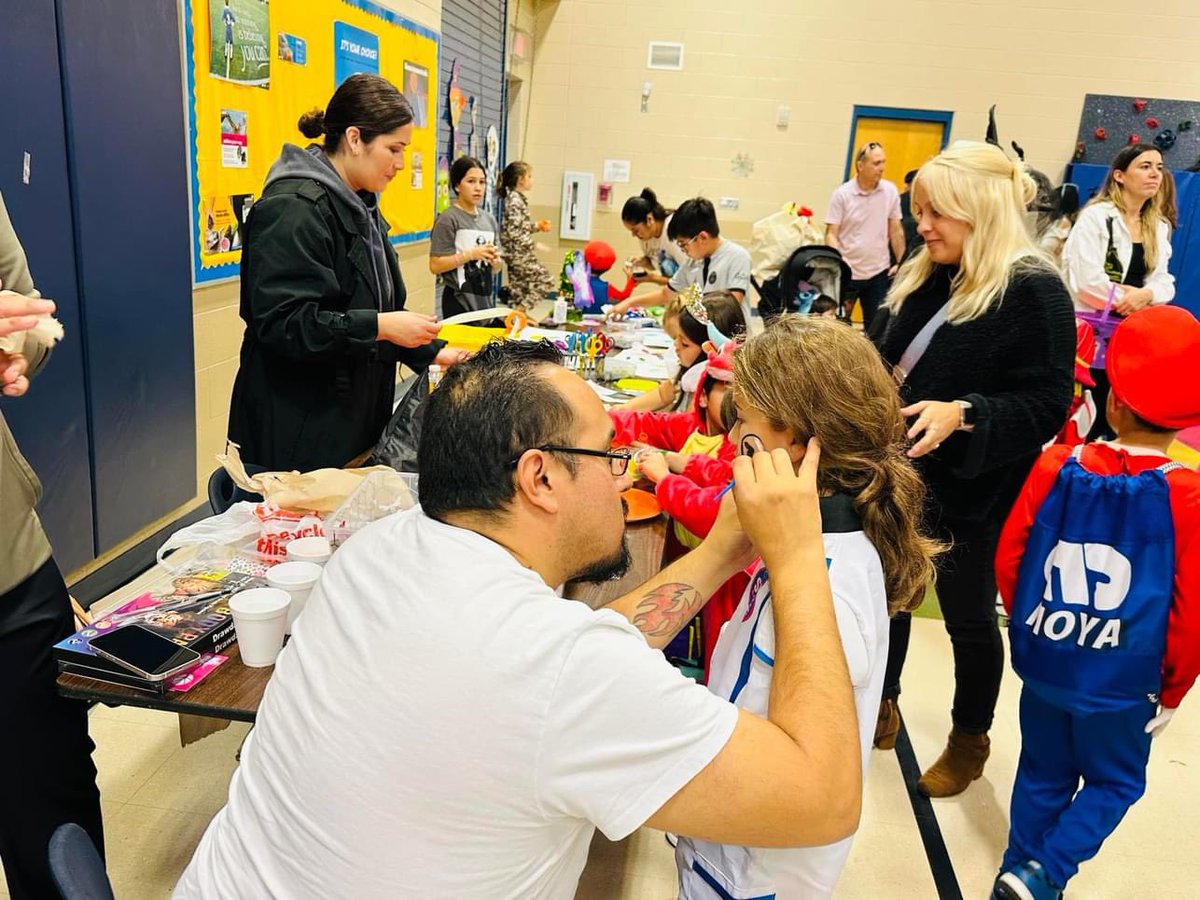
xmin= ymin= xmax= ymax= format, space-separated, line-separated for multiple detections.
xmin=438 ymin=0 xmax=507 ymax=214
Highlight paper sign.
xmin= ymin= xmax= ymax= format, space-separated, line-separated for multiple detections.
xmin=220 ymin=109 xmax=248 ymax=168
xmin=603 ymin=159 xmax=631 ymax=183
xmin=278 ymin=32 xmax=307 ymax=65
xmin=334 ymin=21 xmax=380 ymax=86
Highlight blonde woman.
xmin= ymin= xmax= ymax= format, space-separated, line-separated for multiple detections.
xmin=872 ymin=141 xmax=1075 ymax=797
xmin=1063 ymin=144 xmax=1174 ymax=439
xmin=675 ymin=317 xmax=941 ymax=898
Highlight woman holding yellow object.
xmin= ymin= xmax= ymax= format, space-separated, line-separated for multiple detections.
xmin=228 ymin=74 xmax=460 ymax=472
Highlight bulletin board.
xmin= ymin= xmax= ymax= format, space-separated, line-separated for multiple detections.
xmin=184 ymin=0 xmax=440 ymax=284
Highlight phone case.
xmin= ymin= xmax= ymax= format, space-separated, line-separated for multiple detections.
xmin=90 ymin=641 xmax=202 ymax=682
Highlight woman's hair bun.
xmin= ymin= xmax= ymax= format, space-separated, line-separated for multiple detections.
xmin=298 ymin=109 xmax=326 ymax=139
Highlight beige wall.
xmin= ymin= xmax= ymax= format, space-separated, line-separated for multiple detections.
xmin=517 ymin=0 xmax=1200 ymax=272
xmin=68 ymin=0 xmax=444 ymax=583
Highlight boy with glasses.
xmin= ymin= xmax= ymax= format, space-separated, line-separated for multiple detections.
xmin=608 ymin=198 xmax=752 ymax=322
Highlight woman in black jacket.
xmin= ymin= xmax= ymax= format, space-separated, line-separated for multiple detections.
xmin=871 ymin=141 xmax=1075 ymax=797
xmin=228 ymin=74 xmax=460 ymax=472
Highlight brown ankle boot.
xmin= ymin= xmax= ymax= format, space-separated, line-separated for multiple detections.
xmin=873 ymin=698 xmax=901 ymax=750
xmin=917 ymin=728 xmax=990 ymax=797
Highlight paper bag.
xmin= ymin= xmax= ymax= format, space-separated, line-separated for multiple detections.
xmin=218 ymin=443 xmax=403 ymax=514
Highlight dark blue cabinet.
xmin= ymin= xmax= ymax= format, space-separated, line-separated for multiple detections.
xmin=57 ymin=0 xmax=196 ymax=554
xmin=0 ymin=0 xmax=197 ymax=573
xmin=0 ymin=2 xmax=96 ymax=573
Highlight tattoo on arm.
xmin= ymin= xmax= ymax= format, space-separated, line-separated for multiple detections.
xmin=630 ymin=583 xmax=704 ymax=639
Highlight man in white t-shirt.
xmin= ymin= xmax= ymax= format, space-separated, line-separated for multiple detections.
xmin=174 ymin=341 xmax=864 ymax=900
xmin=825 ymin=142 xmax=905 ymax=330
xmin=610 ymin=198 xmax=753 ymax=323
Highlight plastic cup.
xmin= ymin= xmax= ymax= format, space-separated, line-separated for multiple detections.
xmin=266 ymin=561 xmax=323 ymax=634
xmin=228 ymin=588 xmax=291 ymax=667
xmin=286 ymin=536 xmax=332 ymax=565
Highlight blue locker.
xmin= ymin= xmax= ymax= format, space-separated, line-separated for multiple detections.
xmin=0 ymin=1 xmax=96 ymax=573
xmin=57 ymin=0 xmax=197 ymax=553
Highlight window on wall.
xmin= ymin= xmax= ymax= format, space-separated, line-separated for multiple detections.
xmin=439 ymin=0 xmax=507 ymax=215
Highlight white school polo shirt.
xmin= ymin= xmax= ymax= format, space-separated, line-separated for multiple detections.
xmin=675 ymin=495 xmax=890 ymax=900
xmin=669 ymin=238 xmax=753 ymax=322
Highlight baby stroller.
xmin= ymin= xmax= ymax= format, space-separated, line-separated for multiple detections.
xmin=754 ymin=245 xmax=852 ymax=323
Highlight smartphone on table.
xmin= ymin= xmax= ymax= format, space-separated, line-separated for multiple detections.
xmin=89 ymin=625 xmax=203 ymax=681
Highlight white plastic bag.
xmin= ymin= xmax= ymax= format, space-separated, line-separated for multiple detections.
xmin=327 ymin=470 xmax=419 ymax=546
xmin=156 ymin=502 xmax=262 ymax=572
xmin=156 ymin=502 xmax=326 ymax=570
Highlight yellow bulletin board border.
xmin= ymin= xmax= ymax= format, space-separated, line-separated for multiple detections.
xmin=184 ymin=0 xmax=440 ymax=284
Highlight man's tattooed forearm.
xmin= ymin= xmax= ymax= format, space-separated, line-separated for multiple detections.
xmin=630 ymin=583 xmax=704 ymax=637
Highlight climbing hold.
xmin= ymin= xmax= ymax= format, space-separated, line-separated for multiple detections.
xmin=1133 ymin=99 xmax=1148 ymax=113
xmin=1073 ymin=141 xmax=1087 ymax=162
xmin=1155 ymin=129 xmax=1177 ymax=151
xmin=1179 ymin=120 xmax=1194 ymax=132
xmin=1146 ymin=117 xmax=1160 ymax=130
xmin=1129 ymin=134 xmax=1141 ymax=145
xmin=1094 ymin=127 xmax=1108 ymax=141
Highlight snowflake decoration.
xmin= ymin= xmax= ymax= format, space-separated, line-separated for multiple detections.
xmin=731 ymin=153 xmax=755 ymax=178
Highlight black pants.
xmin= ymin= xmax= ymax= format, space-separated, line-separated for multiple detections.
xmin=0 ymin=559 xmax=104 ymax=899
xmin=845 ymin=270 xmax=890 ymax=332
xmin=882 ymin=514 xmax=1005 ymax=735
xmin=1086 ymin=366 xmax=1114 ymax=441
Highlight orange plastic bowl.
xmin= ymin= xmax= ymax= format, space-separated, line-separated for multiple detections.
xmin=621 ymin=488 xmax=661 ymax=523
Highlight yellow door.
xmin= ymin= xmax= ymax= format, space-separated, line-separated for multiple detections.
xmin=849 ymin=117 xmax=946 ymax=190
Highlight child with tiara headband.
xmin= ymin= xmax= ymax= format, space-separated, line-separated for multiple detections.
xmin=615 ymin=286 xmax=745 ymax=413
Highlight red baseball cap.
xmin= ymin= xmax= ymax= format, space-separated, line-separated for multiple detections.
xmin=583 ymin=241 xmax=616 ymax=273
xmin=1107 ymin=305 xmax=1200 ymax=429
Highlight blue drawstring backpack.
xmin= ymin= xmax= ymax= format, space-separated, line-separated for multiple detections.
xmin=1009 ymin=447 xmax=1181 ymax=714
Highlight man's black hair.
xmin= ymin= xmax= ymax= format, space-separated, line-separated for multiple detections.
xmin=418 ymin=341 xmax=577 ymax=520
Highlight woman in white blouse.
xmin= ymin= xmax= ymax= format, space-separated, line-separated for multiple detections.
xmin=1063 ymin=144 xmax=1174 ymax=314
xmin=1062 ymin=144 xmax=1174 ymax=438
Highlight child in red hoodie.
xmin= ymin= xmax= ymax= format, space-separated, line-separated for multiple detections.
xmin=993 ymin=306 xmax=1200 ymax=900
xmin=610 ymin=341 xmax=744 ymax=677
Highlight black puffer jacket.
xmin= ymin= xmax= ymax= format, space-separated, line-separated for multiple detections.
xmin=874 ymin=264 xmax=1076 ymax=523
xmin=228 ymin=146 xmax=441 ymax=471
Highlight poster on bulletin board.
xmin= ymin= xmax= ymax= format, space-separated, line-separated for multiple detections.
xmin=184 ymin=0 xmax=440 ymax=284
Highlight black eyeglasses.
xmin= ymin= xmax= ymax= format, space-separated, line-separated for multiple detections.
xmin=510 ymin=445 xmax=632 ymax=476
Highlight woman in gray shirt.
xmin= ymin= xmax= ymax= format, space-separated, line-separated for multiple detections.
xmin=429 ymin=156 xmax=501 ymax=318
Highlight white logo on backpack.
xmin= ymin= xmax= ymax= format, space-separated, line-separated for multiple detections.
xmin=1026 ymin=541 xmax=1132 ymax=649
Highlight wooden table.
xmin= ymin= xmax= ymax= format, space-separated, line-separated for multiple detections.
xmin=58 ymin=515 xmax=669 ymax=722
xmin=57 ymin=642 xmax=272 ymax=723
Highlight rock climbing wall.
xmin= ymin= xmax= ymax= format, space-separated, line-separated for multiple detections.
xmin=1074 ymin=94 xmax=1200 ymax=170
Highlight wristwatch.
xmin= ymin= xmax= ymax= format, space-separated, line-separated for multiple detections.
xmin=955 ymin=400 xmax=976 ymax=430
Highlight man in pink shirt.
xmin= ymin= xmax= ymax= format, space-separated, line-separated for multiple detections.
xmin=825 ymin=142 xmax=905 ymax=330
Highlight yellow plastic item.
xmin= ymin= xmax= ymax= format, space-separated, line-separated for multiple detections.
xmin=615 ymin=377 xmax=660 ymax=393
xmin=437 ymin=323 xmax=506 ymax=351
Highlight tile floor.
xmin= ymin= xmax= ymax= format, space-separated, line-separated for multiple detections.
xmin=6 ymin=618 xmax=1198 ymax=898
